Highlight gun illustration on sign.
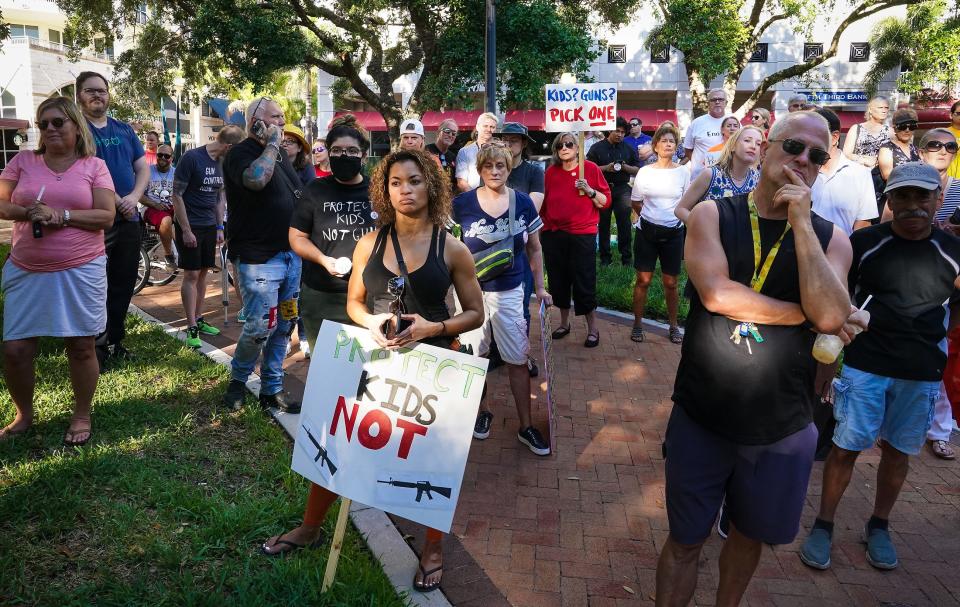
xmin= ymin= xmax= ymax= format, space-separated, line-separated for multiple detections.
xmin=303 ymin=425 xmax=338 ymax=476
xmin=377 ymin=478 xmax=452 ymax=502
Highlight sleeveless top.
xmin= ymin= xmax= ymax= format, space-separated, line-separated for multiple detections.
xmin=880 ymin=139 xmax=919 ymax=168
xmin=672 ymin=195 xmax=835 ymax=445
xmin=363 ymin=224 xmax=453 ymax=349
xmin=704 ymin=166 xmax=760 ymax=201
xmin=853 ymin=123 xmax=890 ymax=158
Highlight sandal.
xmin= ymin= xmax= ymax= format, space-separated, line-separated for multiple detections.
xmin=631 ymin=327 xmax=644 ymax=343
xmin=929 ymin=440 xmax=956 ymax=460
xmin=669 ymin=326 xmax=683 ymax=344
xmin=260 ymin=532 xmax=325 ymax=557
xmin=63 ymin=417 xmax=92 ymax=447
xmin=551 ymin=325 xmax=571 ymax=339
xmin=0 ymin=424 xmax=32 ymax=442
xmin=413 ymin=563 xmax=443 ymax=593
xmin=584 ymin=332 xmax=600 ymax=348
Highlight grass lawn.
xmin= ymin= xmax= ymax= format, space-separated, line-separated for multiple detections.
xmin=0 ymin=248 xmax=405 ymax=605
xmin=594 ymin=246 xmax=690 ymax=324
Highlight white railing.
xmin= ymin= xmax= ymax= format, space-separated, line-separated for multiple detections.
xmin=6 ymin=35 xmax=113 ymax=63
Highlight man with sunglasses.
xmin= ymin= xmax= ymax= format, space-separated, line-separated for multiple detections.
xmin=221 ymin=97 xmax=303 ymax=413
xmin=681 ymin=89 xmax=733 ymax=178
xmin=140 ymin=143 xmax=177 ymax=268
xmin=426 ymin=118 xmax=459 ymax=190
xmin=623 ymin=118 xmax=653 ymax=164
xmin=787 ymin=94 xmax=809 ymax=113
xmin=76 ymin=71 xmax=151 ymax=371
xmin=657 ymin=111 xmax=854 ymax=605
xmin=801 ymin=161 xmax=960 ymax=572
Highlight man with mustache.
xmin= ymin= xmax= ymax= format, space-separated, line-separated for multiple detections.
xmin=801 ymin=161 xmax=960 ymax=572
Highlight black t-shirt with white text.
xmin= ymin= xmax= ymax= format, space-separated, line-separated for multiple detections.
xmin=506 ymin=160 xmax=545 ymax=197
xmin=290 ymin=175 xmax=375 ymax=292
xmin=844 ymin=223 xmax=960 ymax=381
xmin=223 ymin=138 xmax=300 ymax=263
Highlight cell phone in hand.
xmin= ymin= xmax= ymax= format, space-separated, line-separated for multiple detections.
xmin=381 ymin=315 xmax=413 ymax=339
xmin=251 ymin=119 xmax=266 ymax=140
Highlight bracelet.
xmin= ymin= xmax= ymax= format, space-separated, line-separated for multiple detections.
xmin=216 ymin=225 xmax=224 ymax=230
xmin=63 ymin=209 xmax=71 ymax=226
xmin=439 ymin=320 xmax=447 ymax=336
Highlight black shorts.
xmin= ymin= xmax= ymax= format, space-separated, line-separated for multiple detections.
xmin=174 ymin=224 xmax=218 ymax=270
xmin=632 ymin=220 xmax=684 ymax=275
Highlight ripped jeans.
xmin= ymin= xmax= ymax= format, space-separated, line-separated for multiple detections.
xmin=231 ymin=251 xmax=302 ymax=396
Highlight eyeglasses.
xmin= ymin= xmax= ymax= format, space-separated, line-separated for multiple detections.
xmin=894 ymin=122 xmax=918 ymax=132
xmin=281 ymin=138 xmax=299 ymax=147
xmin=924 ymin=140 xmax=959 ymax=154
xmin=37 ymin=117 xmax=71 ymax=130
xmin=156 ymin=153 xmax=172 ymax=159
xmin=440 ymin=128 xmax=458 ymax=135
xmin=329 ymin=146 xmax=363 ymax=157
xmin=708 ymin=98 xmax=726 ymax=103
xmin=557 ymin=141 xmax=577 ymax=150
xmin=769 ymin=138 xmax=830 ymax=166
xmin=82 ymin=87 xmax=108 ymax=97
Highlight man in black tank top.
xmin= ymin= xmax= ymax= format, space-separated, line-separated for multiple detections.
xmin=655 ymin=112 xmax=855 ymax=605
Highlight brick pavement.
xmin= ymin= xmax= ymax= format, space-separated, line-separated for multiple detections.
xmin=132 ymin=279 xmax=960 ymax=607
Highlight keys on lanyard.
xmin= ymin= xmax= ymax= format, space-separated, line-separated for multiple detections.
xmin=729 ymin=322 xmax=764 ymax=355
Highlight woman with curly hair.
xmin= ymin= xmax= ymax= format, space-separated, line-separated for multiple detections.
xmin=264 ymin=148 xmax=484 ymax=595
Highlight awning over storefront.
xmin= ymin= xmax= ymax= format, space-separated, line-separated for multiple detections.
xmin=0 ymin=118 xmax=30 ymax=130
xmin=616 ymin=110 xmax=679 ymax=132
xmin=332 ymin=111 xmax=388 ymax=132
xmin=207 ymin=98 xmax=230 ymax=122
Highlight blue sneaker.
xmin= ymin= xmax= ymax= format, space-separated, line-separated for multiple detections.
xmin=864 ymin=524 xmax=898 ymax=570
xmin=799 ymin=527 xmax=832 ymax=570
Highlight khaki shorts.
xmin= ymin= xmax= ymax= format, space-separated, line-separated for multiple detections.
xmin=479 ymin=284 xmax=529 ymax=365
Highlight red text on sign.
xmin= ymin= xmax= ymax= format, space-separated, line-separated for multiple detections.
xmin=330 ymin=395 xmax=429 ymax=459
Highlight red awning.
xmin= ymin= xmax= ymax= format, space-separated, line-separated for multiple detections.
xmin=331 ymin=111 xmax=387 ymax=132
xmin=421 ymin=110 xmax=482 ymax=131
xmin=916 ymin=107 xmax=951 ymax=128
xmin=617 ymin=110 xmax=679 ymax=132
xmin=0 ymin=118 xmax=29 ymax=130
xmin=504 ymin=110 xmax=546 ymax=131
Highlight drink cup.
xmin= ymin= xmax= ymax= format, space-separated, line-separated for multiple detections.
xmin=812 ymin=309 xmax=869 ymax=364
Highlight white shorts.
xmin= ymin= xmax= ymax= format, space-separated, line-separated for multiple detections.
xmin=479 ymin=284 xmax=529 ymax=365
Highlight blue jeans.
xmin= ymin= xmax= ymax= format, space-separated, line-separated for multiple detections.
xmin=231 ymin=251 xmax=302 ymax=395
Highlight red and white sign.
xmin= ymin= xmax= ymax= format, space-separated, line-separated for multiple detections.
xmin=544 ymin=83 xmax=618 ymax=132
xmin=291 ymin=322 xmax=488 ymax=532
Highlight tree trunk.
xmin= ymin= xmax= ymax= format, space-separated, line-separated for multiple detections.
xmin=689 ymin=70 xmax=709 ymax=117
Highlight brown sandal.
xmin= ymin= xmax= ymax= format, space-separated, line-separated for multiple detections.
xmin=63 ymin=417 xmax=92 ymax=447
xmin=929 ymin=440 xmax=956 ymax=460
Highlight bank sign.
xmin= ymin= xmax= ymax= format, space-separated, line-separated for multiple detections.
xmin=798 ymin=91 xmax=868 ymax=104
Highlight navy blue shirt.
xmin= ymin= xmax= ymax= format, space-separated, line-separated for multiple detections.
xmin=89 ymin=117 xmax=144 ymax=221
xmin=174 ymin=147 xmax=223 ymax=228
xmin=452 ymin=189 xmax=542 ymax=292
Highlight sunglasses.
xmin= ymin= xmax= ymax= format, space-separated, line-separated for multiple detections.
xmin=440 ymin=128 xmax=458 ymax=135
xmin=894 ymin=122 xmax=918 ymax=132
xmin=751 ymin=114 xmax=763 ymax=120
xmin=313 ymin=146 xmax=325 ymax=153
xmin=630 ymin=122 xmax=640 ymax=127
xmin=557 ymin=141 xmax=577 ymax=150
xmin=156 ymin=153 xmax=172 ymax=159
xmin=37 ymin=117 xmax=70 ymax=130
xmin=924 ymin=140 xmax=959 ymax=154
xmin=770 ymin=138 xmax=830 ymax=166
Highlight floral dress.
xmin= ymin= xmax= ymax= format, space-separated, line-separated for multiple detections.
xmin=853 ymin=123 xmax=891 ymax=158
xmin=704 ymin=166 xmax=760 ymax=200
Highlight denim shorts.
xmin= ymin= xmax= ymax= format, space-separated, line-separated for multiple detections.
xmin=832 ymin=365 xmax=939 ymax=455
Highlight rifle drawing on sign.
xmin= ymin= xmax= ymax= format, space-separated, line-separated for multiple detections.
xmin=303 ymin=425 xmax=338 ymax=476
xmin=377 ymin=478 xmax=452 ymax=502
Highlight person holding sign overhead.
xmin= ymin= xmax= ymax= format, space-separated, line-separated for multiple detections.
xmin=263 ymin=148 xmax=483 ymax=595
xmin=540 ymin=132 xmax=610 ymax=347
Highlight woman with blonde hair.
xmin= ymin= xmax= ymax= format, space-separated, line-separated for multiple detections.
xmin=749 ymin=107 xmax=771 ymax=133
xmin=675 ymin=125 xmax=764 ymax=223
xmin=842 ymin=96 xmax=891 ymax=169
xmin=0 ymin=96 xmax=116 ymax=445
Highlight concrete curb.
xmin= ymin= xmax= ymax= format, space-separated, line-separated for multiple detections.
xmin=128 ymin=304 xmax=453 ymax=607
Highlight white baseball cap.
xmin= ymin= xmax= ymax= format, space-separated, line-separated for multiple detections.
xmin=400 ymin=119 xmax=425 ymax=138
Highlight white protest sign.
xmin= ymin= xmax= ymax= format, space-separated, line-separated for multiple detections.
xmin=292 ymin=321 xmax=488 ymax=533
xmin=544 ymin=83 xmax=618 ymax=132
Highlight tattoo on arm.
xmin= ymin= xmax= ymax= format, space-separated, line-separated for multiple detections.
xmin=242 ymin=145 xmax=279 ymax=191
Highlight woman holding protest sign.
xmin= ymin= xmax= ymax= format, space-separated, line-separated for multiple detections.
xmin=263 ymin=148 xmax=484 ymax=594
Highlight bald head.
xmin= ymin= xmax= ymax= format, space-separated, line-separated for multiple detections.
xmin=762 ymin=111 xmax=831 ymax=188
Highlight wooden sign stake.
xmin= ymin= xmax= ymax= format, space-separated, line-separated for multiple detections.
xmin=321 ymin=497 xmax=353 ymax=592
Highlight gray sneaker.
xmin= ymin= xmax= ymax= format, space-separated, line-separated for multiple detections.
xmin=799 ymin=527 xmax=833 ymax=570
xmin=864 ymin=524 xmax=898 ymax=570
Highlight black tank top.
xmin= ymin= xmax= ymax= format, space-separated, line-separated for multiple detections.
xmin=363 ymin=224 xmax=453 ymax=349
xmin=672 ymin=195 xmax=835 ymax=445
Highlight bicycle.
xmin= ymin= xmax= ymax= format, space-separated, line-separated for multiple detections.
xmin=134 ymin=220 xmax=178 ymax=294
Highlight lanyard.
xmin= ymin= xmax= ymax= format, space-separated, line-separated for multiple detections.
xmin=747 ymin=192 xmax=790 ymax=293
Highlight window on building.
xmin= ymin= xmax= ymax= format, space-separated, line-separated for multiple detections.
xmin=49 ymin=29 xmax=62 ymax=45
xmin=9 ymin=24 xmax=40 ymax=40
xmin=136 ymin=3 xmax=148 ymax=24
xmin=1 ymin=91 xmax=16 ymax=119
xmin=749 ymin=43 xmax=769 ymax=63
xmin=1 ymin=129 xmax=22 ymax=170
xmin=93 ymin=37 xmax=115 ymax=59
xmin=650 ymin=46 xmax=670 ymax=64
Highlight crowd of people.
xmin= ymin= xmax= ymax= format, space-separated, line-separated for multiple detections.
xmin=0 ymin=71 xmax=958 ymax=604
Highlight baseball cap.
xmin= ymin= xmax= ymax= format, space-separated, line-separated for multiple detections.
xmin=884 ymin=161 xmax=941 ymax=193
xmin=495 ymin=122 xmax=534 ymax=142
xmin=400 ymin=119 xmax=425 ymax=138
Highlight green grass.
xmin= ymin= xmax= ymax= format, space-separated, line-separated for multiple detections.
xmin=0 ymin=246 xmax=406 ymax=606
xmin=594 ymin=247 xmax=690 ymax=323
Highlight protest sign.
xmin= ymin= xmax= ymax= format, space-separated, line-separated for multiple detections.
xmin=539 ymin=299 xmax=557 ymax=453
xmin=292 ymin=321 xmax=488 ymax=533
xmin=544 ymin=83 xmax=618 ymax=133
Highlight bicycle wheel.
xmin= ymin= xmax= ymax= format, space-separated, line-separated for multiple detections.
xmin=134 ymin=246 xmax=151 ymax=294
xmin=147 ymin=243 xmax=178 ymax=286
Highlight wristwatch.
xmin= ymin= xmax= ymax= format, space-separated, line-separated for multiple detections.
xmin=613 ymin=162 xmax=622 ymax=172
xmin=587 ymin=189 xmax=597 ymax=199
xmin=63 ymin=209 xmax=71 ymax=226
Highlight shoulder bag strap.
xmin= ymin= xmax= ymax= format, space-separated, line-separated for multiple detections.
xmin=271 ymin=153 xmax=304 ymax=200
xmin=388 ymin=224 xmax=426 ymax=314
xmin=507 ymin=187 xmax=516 ymax=244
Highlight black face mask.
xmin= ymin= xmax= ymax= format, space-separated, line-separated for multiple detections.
xmin=330 ymin=155 xmax=363 ymax=181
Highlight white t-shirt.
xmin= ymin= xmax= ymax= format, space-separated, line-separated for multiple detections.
xmin=455 ymin=143 xmax=482 ymax=189
xmin=685 ymin=114 xmax=729 ymax=178
xmin=631 ymin=164 xmax=689 ymax=228
xmin=811 ymin=154 xmax=878 ymax=235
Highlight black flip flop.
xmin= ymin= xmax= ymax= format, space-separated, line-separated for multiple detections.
xmin=413 ymin=564 xmax=443 ymax=593
xmin=584 ymin=332 xmax=600 ymax=348
xmin=551 ymin=325 xmax=572 ymax=339
xmin=259 ymin=535 xmax=324 ymax=557
xmin=63 ymin=423 xmax=92 ymax=447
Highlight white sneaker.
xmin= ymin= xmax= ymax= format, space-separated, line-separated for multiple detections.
xmin=302 ymin=340 xmax=311 ymax=358
xmin=285 ymin=342 xmax=292 ymax=356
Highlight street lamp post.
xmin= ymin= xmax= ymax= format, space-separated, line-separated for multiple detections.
xmin=484 ymin=0 xmax=496 ymax=114
xmin=173 ymin=76 xmax=186 ymax=161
